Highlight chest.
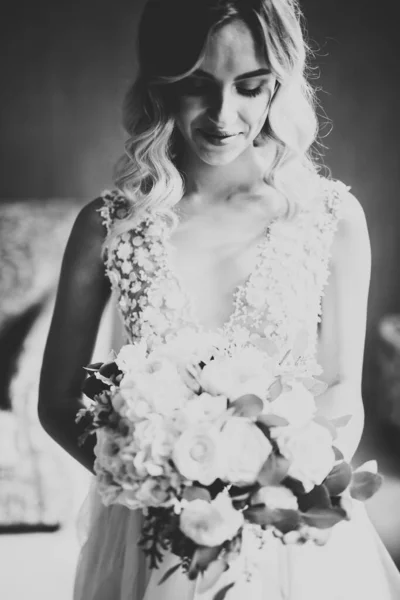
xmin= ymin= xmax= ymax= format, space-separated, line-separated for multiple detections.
xmin=165 ymin=215 xmax=270 ymax=330
xmin=108 ymin=205 xmax=331 ymax=357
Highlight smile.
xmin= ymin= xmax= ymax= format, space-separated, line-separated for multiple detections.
xmin=198 ymin=129 xmax=240 ymax=146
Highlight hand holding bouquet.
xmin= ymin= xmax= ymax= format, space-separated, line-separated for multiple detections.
xmin=77 ymin=329 xmax=382 ymax=599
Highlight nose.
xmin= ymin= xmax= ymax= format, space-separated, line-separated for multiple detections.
xmin=206 ymin=87 xmax=237 ymax=128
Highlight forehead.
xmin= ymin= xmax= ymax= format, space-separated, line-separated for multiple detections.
xmin=200 ymin=19 xmax=268 ymax=77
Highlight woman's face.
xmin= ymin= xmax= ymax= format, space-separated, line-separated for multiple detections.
xmin=173 ymin=19 xmax=277 ymax=167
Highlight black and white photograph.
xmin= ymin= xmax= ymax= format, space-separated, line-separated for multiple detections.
xmin=1 ymin=1 xmax=400 ymax=599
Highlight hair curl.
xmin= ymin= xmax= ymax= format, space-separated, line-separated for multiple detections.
xmin=107 ymin=0 xmax=324 ymax=246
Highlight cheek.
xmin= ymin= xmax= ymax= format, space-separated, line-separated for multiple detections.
xmin=175 ymin=97 xmax=204 ymax=129
xmin=243 ymin=95 xmax=271 ymax=128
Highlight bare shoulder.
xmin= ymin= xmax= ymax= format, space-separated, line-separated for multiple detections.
xmin=331 ymin=185 xmax=371 ymax=274
xmin=72 ymin=196 xmax=107 ymax=240
xmin=338 ymin=187 xmax=368 ymax=233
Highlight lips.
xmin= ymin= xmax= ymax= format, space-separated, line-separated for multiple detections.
xmin=200 ymin=130 xmax=237 ymax=139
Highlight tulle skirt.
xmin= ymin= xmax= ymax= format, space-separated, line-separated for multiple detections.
xmin=74 ymin=480 xmax=400 ymax=600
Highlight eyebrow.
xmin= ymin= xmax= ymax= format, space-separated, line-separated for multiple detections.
xmin=192 ymin=68 xmax=271 ymax=81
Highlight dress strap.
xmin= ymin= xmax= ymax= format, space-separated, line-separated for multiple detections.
xmin=98 ymin=189 xmax=129 ymax=235
xmin=322 ymin=178 xmax=351 ymax=224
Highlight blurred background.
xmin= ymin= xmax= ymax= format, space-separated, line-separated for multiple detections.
xmin=0 ymin=0 xmax=399 ymax=598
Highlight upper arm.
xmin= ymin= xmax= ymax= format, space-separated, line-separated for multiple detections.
xmin=39 ymin=197 xmax=111 ymax=412
xmin=316 ymin=191 xmax=372 ymax=390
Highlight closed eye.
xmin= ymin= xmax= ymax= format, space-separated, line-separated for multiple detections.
xmin=179 ymin=78 xmax=267 ymax=98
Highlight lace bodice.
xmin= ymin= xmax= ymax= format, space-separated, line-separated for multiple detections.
xmin=99 ymin=178 xmax=349 ymax=375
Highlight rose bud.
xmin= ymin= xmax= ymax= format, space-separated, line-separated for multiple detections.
xmin=99 ymin=361 xmax=122 ymax=381
xmin=82 ymin=374 xmax=110 ymax=399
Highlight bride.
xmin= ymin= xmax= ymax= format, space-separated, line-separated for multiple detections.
xmin=38 ymin=0 xmax=400 ymax=598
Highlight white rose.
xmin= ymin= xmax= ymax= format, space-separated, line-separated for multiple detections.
xmin=173 ymin=424 xmax=227 ymax=485
xmin=180 ymin=393 xmax=227 ymax=426
xmin=251 ymin=485 xmax=298 ymax=511
xmin=265 ymin=381 xmax=316 ymax=427
xmin=221 ymin=417 xmax=272 ymax=486
xmin=271 ymin=422 xmax=335 ymax=493
xmin=115 ymin=341 xmax=147 ymax=374
xmin=200 ymin=351 xmax=275 ymax=401
xmin=180 ymin=492 xmax=244 ymax=546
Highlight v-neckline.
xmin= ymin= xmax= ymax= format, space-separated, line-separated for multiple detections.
xmin=155 ymin=215 xmax=277 ymax=335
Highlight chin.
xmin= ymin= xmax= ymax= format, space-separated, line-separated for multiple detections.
xmin=193 ymin=141 xmax=250 ymax=167
xmin=197 ymin=152 xmax=242 ymax=167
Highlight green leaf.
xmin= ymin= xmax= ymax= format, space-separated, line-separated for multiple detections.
xmin=313 ymin=416 xmax=337 ymax=440
xmin=324 ymin=462 xmax=353 ymax=496
xmin=330 ymin=415 xmax=352 ymax=428
xmin=213 ymin=582 xmax=236 ymax=600
xmin=244 ymin=503 xmax=271 ymax=526
xmin=307 ymin=379 xmax=329 ymax=397
xmin=302 ymin=507 xmax=347 ymax=529
xmin=299 ymin=377 xmax=328 ymax=396
xmin=99 ymin=361 xmax=121 ymax=379
xmin=333 ymin=446 xmax=344 ymax=462
xmin=84 ymin=362 xmax=104 ymax=372
xmin=244 ymin=504 xmax=299 ymax=532
xmin=188 ymin=545 xmax=221 ymax=581
xmin=232 ymin=394 xmax=263 ymax=418
xmin=257 ymin=453 xmax=290 ymax=486
xmin=271 ymin=508 xmax=301 ymax=534
xmin=252 ymin=337 xmax=280 ymax=356
xmin=297 ymin=484 xmax=332 ymax=512
xmin=350 ymin=471 xmax=384 ymax=501
xmin=82 ymin=374 xmax=110 ymax=400
xmin=183 ymin=486 xmax=212 ymax=503
xmin=157 ymin=562 xmax=182 ymax=586
xmin=257 ymin=413 xmax=289 ymax=428
xmin=197 ymin=558 xmax=228 ymax=593
xmin=267 ymin=378 xmax=283 ymax=401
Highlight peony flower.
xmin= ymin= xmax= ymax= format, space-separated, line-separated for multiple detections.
xmin=251 ymin=485 xmax=298 ymax=511
xmin=135 ymin=478 xmax=171 ymax=507
xmin=121 ymin=359 xmax=191 ymax=418
xmin=271 ymin=422 xmax=335 ymax=493
xmin=200 ymin=349 xmax=276 ymax=401
xmin=152 ymin=327 xmax=226 ymax=366
xmin=179 ymin=393 xmax=227 ymax=426
xmin=173 ymin=424 xmax=227 ymax=485
xmin=119 ymin=378 xmax=152 ymax=422
xmin=265 ymin=381 xmax=316 ymax=427
xmin=180 ymin=492 xmax=244 ymax=546
xmin=221 ymin=417 xmax=272 ymax=486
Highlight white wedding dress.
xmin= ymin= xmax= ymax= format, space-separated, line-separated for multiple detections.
xmin=73 ymin=177 xmax=400 ymax=599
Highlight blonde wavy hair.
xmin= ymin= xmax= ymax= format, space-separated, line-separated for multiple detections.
xmin=108 ymin=0 xmax=324 ymax=245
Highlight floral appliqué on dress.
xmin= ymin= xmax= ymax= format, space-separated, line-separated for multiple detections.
xmin=98 ymin=180 xmax=349 ymax=376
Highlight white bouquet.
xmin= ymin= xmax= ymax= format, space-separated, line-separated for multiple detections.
xmin=77 ymin=329 xmax=382 ymax=599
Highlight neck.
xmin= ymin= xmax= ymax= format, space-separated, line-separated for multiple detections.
xmin=179 ymin=143 xmax=277 ymax=207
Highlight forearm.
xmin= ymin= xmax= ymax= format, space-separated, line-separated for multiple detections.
xmin=38 ymin=399 xmax=96 ymax=475
xmin=315 ymin=381 xmax=365 ymax=462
